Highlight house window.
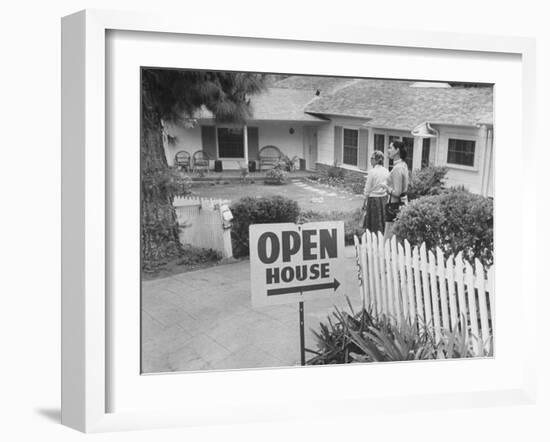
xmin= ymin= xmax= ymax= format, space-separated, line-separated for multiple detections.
xmin=343 ymin=129 xmax=358 ymax=166
xmin=387 ymin=135 xmax=401 ymax=170
xmin=374 ymin=134 xmax=385 ymax=152
xmin=374 ymin=133 xmax=413 ymax=170
xmin=403 ymin=137 xmax=414 ymax=170
xmin=217 ymin=127 xmax=244 ymax=158
xmin=447 ymin=138 xmax=475 ymax=167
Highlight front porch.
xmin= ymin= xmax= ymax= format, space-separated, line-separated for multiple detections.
xmin=164 ymin=119 xmax=324 ymax=173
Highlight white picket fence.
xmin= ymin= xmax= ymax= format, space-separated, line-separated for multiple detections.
xmin=173 ymin=196 xmax=233 ymax=259
xmin=354 ymin=230 xmax=494 ymax=355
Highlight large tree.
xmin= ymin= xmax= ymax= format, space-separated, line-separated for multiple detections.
xmin=141 ymin=69 xmax=266 ymax=271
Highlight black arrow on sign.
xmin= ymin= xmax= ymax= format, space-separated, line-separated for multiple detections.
xmin=267 ymin=279 xmax=341 ymax=297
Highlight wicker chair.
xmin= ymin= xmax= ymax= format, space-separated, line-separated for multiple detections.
xmin=192 ymin=150 xmax=210 ymax=174
xmin=174 ymin=150 xmax=191 ymax=171
xmin=258 ymin=145 xmax=282 ymax=171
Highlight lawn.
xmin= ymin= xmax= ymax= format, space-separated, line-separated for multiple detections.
xmin=190 ymin=178 xmax=364 ymax=213
xmin=146 ymin=178 xmax=366 ymax=279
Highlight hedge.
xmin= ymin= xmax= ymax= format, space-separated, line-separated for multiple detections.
xmin=407 ymin=165 xmax=448 ymax=201
xmin=393 ymin=188 xmax=493 ymax=267
xmin=230 ymin=195 xmax=300 ymax=257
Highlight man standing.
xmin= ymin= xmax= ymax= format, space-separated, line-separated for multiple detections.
xmin=384 ymin=140 xmax=409 ymax=240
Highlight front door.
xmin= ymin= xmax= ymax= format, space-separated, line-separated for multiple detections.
xmin=304 ymin=127 xmax=318 ymax=170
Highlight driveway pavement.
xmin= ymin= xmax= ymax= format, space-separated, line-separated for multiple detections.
xmin=142 ymin=246 xmax=363 ymax=373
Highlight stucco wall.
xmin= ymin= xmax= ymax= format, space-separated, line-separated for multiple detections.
xmin=162 ymin=122 xmax=202 ymax=167
xmin=255 ymin=122 xmax=305 ymax=160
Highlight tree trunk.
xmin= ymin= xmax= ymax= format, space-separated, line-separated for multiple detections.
xmin=141 ymin=86 xmax=182 ymax=271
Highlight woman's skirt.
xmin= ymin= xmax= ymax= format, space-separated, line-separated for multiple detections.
xmin=363 ymin=196 xmax=386 ymax=234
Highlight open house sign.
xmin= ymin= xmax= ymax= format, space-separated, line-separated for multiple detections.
xmin=250 ymin=221 xmax=347 ymax=307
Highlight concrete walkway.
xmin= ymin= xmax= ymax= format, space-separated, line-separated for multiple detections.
xmin=142 ymin=246 xmax=363 ymax=373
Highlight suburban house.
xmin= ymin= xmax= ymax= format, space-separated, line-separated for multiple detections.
xmin=162 ymin=75 xmax=494 ymax=196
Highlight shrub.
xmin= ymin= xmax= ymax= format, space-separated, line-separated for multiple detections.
xmin=142 ymin=166 xmax=192 ymax=198
xmin=176 ymin=244 xmax=222 ymax=266
xmin=230 ymin=196 xmax=300 ymax=257
xmin=276 ymin=154 xmax=299 ymax=172
xmin=407 ymin=166 xmax=448 ymax=201
xmin=326 ymin=162 xmax=346 ymax=179
xmin=393 ymin=188 xmax=493 ymax=267
xmin=320 ymin=162 xmax=346 ymax=184
xmin=142 ymin=243 xmax=222 ymax=279
xmin=264 ymin=167 xmax=288 ymax=185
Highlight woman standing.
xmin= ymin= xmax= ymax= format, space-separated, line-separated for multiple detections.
xmin=362 ymin=150 xmax=389 ymax=234
xmin=384 ymin=140 xmax=409 ymax=240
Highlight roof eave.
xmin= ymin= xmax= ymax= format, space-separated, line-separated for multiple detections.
xmin=305 ymin=111 xmax=372 ymax=121
xmin=362 ymin=120 xmax=494 ymax=131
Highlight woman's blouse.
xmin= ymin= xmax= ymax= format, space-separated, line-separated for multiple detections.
xmin=364 ymin=165 xmax=390 ymax=198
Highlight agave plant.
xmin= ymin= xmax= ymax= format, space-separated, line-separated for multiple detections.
xmin=306 ymin=298 xmax=376 ymax=365
xmin=307 ymin=298 xmax=493 ymax=364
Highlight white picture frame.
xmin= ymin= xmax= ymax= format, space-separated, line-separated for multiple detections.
xmin=61 ymin=9 xmax=537 ymax=433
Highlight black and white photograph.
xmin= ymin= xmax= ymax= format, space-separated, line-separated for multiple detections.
xmin=140 ymin=69 xmax=494 ymax=374
xmin=6 ymin=0 xmax=550 ymax=438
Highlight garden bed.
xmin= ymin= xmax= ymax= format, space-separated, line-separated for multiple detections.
xmin=142 ymin=244 xmax=224 ymax=280
xmin=309 ymin=163 xmax=367 ymax=195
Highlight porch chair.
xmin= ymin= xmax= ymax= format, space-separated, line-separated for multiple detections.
xmin=258 ymin=145 xmax=282 ymax=171
xmin=174 ymin=150 xmax=191 ymax=171
xmin=192 ymin=150 xmax=210 ymax=174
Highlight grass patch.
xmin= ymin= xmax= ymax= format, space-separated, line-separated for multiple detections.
xmin=298 ymin=208 xmax=363 ymax=245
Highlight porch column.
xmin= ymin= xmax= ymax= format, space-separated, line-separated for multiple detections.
xmin=412 ymin=136 xmax=423 ymax=170
xmin=243 ymin=124 xmax=249 ymax=170
xmin=367 ymin=129 xmax=375 ymax=169
xmin=478 ymin=124 xmax=489 ymax=196
xmin=485 ymin=128 xmax=494 ymax=197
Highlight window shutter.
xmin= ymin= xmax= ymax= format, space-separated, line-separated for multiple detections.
xmin=333 ymin=126 xmax=342 ymax=165
xmin=358 ymin=129 xmax=368 ymax=170
xmin=201 ymin=125 xmax=217 ymax=158
xmin=247 ymin=126 xmax=259 ymax=159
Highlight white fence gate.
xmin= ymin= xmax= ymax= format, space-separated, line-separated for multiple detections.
xmin=354 ymin=230 xmax=494 ymax=354
xmin=173 ymin=196 xmax=233 ymax=259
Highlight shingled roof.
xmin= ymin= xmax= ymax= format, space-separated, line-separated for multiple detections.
xmin=193 ymin=76 xmax=492 ymax=128
xmin=248 ymin=88 xmax=326 ymax=121
xmin=303 ymin=78 xmax=493 ymax=129
xmin=272 ymin=75 xmax=351 ymax=95
xmin=195 ymin=87 xmax=326 ymax=122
